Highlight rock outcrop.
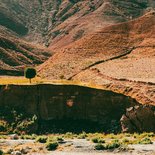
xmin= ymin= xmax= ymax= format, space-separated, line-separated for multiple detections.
xmin=0 ymin=84 xmax=139 ymax=133
xmin=120 ymin=105 xmax=155 ymax=133
xmin=0 ymin=84 xmax=154 ymax=132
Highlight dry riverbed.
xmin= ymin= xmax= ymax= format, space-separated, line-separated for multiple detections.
xmin=0 ymin=133 xmax=155 ymax=155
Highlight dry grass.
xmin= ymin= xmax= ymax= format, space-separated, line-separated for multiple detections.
xmin=0 ymin=76 xmax=105 ymax=91
xmin=0 ymin=76 xmax=41 ymax=85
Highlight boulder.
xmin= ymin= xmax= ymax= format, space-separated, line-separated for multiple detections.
xmin=120 ymin=105 xmax=155 ymax=133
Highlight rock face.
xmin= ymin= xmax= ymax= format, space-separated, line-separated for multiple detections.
xmin=0 ymin=84 xmax=139 ymax=132
xmin=120 ymin=105 xmax=155 ymax=133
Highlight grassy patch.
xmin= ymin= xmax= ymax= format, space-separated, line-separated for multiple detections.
xmin=36 ymin=136 xmax=48 ymax=143
xmin=95 ymin=143 xmax=105 ymax=150
xmin=63 ymin=132 xmax=77 ymax=139
xmin=46 ymin=141 xmax=58 ymax=151
xmin=20 ymin=134 xmax=36 ymax=140
xmin=0 ymin=76 xmax=42 ymax=84
xmin=138 ymin=138 xmax=153 ymax=144
xmin=92 ymin=137 xmax=105 ymax=143
xmin=105 ymin=141 xmax=120 ymax=149
xmin=77 ymin=132 xmax=87 ymax=139
xmin=0 ymin=76 xmax=105 ymax=91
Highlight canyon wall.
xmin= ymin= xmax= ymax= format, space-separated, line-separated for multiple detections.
xmin=0 ymin=84 xmax=154 ymax=132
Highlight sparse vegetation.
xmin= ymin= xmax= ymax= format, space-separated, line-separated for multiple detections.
xmin=0 ymin=107 xmax=38 ymax=134
xmin=94 ymin=139 xmax=120 ymax=150
xmin=92 ymin=137 xmax=105 ymax=143
xmin=77 ymin=132 xmax=87 ymax=139
xmin=59 ymin=74 xmax=65 ymax=79
xmin=21 ymin=134 xmax=36 ymax=140
xmin=122 ymin=138 xmax=130 ymax=144
xmin=36 ymin=136 xmax=48 ymax=143
xmin=0 ymin=120 xmax=8 ymax=132
xmin=0 ymin=132 xmax=154 ymax=154
xmin=56 ymin=136 xmax=64 ymax=143
xmin=15 ymin=115 xmax=38 ymax=134
xmin=105 ymin=141 xmax=120 ymax=149
xmin=95 ymin=143 xmax=105 ymax=150
xmin=138 ymin=137 xmax=153 ymax=144
xmin=64 ymin=132 xmax=76 ymax=139
xmin=46 ymin=140 xmax=59 ymax=151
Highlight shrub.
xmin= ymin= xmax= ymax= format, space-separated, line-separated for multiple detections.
xmin=105 ymin=141 xmax=120 ymax=150
xmin=125 ymin=133 xmax=131 ymax=137
xmin=56 ymin=136 xmax=64 ymax=143
xmin=95 ymin=143 xmax=105 ymax=150
xmin=59 ymin=75 xmax=65 ymax=79
xmin=138 ymin=138 xmax=153 ymax=144
xmin=0 ymin=120 xmax=8 ymax=132
xmin=0 ymin=107 xmax=38 ymax=134
xmin=112 ymin=139 xmax=119 ymax=143
xmin=46 ymin=141 xmax=58 ymax=151
xmin=108 ymin=133 xmax=115 ymax=139
xmin=92 ymin=137 xmax=105 ymax=143
xmin=16 ymin=115 xmax=38 ymax=134
xmin=78 ymin=132 xmax=87 ymax=139
xmin=122 ymin=138 xmax=130 ymax=144
xmin=21 ymin=134 xmax=36 ymax=140
xmin=64 ymin=132 xmax=75 ymax=139
xmin=36 ymin=136 xmax=48 ymax=143
xmin=24 ymin=67 xmax=36 ymax=83
xmin=147 ymin=132 xmax=155 ymax=137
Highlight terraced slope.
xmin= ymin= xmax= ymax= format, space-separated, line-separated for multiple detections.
xmin=0 ymin=27 xmax=51 ymax=75
xmin=38 ymin=11 xmax=155 ymax=105
xmin=38 ymin=11 xmax=155 ymax=79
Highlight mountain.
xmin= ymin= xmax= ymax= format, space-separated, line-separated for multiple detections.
xmin=0 ymin=1 xmax=155 ymax=104
xmin=38 ymin=11 xmax=155 ymax=80
xmin=0 ymin=0 xmax=155 ymax=78
xmin=0 ymin=0 xmax=155 ymax=49
xmin=38 ymin=11 xmax=155 ymax=104
xmin=0 ymin=27 xmax=51 ymax=75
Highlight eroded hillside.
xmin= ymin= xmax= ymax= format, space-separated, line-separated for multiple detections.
xmin=0 ymin=27 xmax=51 ymax=75
xmin=0 ymin=0 xmax=154 ymax=48
xmin=38 ymin=11 xmax=155 ymax=105
xmin=0 ymin=0 xmax=155 ymax=105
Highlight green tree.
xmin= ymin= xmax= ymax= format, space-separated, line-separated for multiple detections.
xmin=24 ymin=67 xmax=36 ymax=83
xmin=0 ymin=149 xmax=3 ymax=155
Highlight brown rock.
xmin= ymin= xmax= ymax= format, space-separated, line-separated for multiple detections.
xmin=120 ymin=105 xmax=155 ymax=133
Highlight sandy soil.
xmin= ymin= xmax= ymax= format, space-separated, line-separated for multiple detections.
xmin=1 ymin=139 xmax=155 ymax=155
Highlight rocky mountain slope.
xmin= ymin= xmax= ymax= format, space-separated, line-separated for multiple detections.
xmin=0 ymin=0 xmax=155 ymax=104
xmin=0 ymin=0 xmax=155 ymax=48
xmin=0 ymin=27 xmax=51 ymax=75
xmin=38 ymin=11 xmax=155 ymax=105
xmin=38 ymin=11 xmax=155 ymax=80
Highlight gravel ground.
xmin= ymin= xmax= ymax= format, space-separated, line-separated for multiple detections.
xmin=1 ymin=139 xmax=155 ymax=155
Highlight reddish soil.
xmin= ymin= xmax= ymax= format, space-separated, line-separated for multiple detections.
xmin=0 ymin=27 xmax=51 ymax=75
xmin=38 ymin=11 xmax=155 ymax=105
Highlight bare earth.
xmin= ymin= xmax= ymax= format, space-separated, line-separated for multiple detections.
xmin=1 ymin=139 xmax=155 ymax=155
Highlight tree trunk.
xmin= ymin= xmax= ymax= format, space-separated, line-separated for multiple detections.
xmin=29 ymin=78 xmax=31 ymax=83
